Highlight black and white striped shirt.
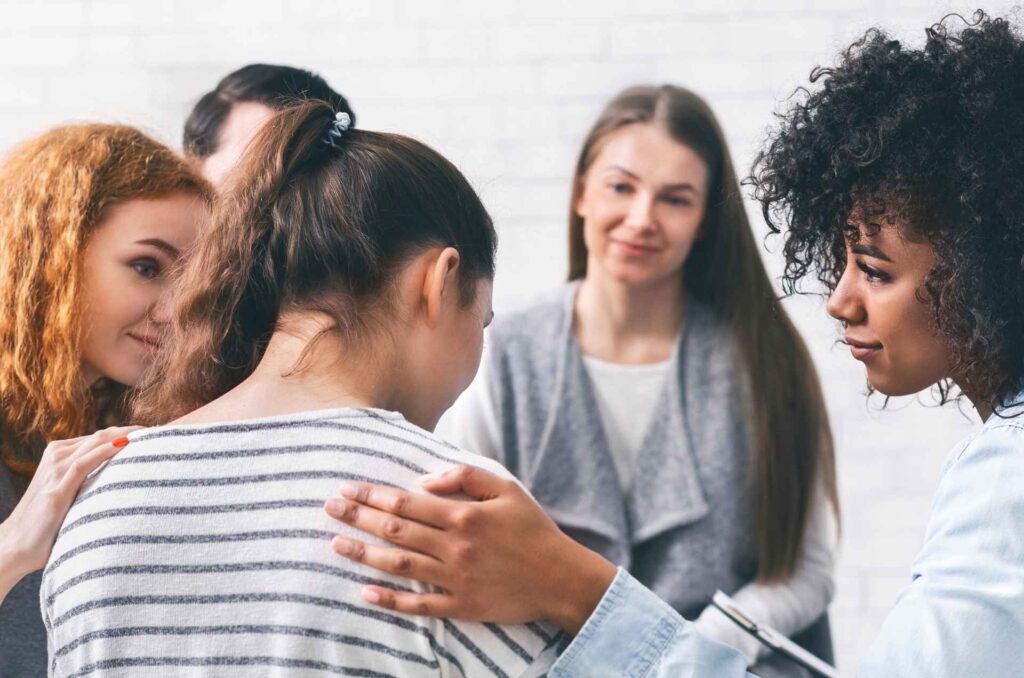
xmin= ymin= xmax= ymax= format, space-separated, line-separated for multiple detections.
xmin=42 ymin=408 xmax=563 ymax=677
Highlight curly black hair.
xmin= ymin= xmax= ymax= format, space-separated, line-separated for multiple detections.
xmin=752 ymin=11 xmax=1024 ymax=410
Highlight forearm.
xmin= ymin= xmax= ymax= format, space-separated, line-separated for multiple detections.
xmin=0 ymin=521 xmax=31 ymax=604
xmin=552 ymin=569 xmax=754 ymax=677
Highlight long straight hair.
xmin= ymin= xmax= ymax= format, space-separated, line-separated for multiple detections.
xmin=569 ymin=85 xmax=838 ymax=581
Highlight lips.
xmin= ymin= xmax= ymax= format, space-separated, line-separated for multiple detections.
xmin=611 ymin=239 xmax=659 ymax=255
xmin=844 ymin=335 xmax=882 ymax=361
xmin=126 ymin=331 xmax=162 ymax=351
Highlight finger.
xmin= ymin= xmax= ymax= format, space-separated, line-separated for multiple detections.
xmin=361 ymin=586 xmax=461 ymax=618
xmin=42 ymin=435 xmax=93 ymax=462
xmin=57 ymin=440 xmax=125 ymax=495
xmin=70 ymin=426 xmax=143 ymax=456
xmin=331 ymin=536 xmax=444 ymax=585
xmin=325 ymin=498 xmax=446 ymax=555
xmin=419 ymin=465 xmax=512 ymax=500
xmin=335 ymin=482 xmax=455 ymax=529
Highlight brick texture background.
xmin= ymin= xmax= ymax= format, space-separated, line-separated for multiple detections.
xmin=1 ymin=1 xmax=1016 ymax=672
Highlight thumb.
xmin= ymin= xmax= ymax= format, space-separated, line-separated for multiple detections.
xmin=420 ymin=464 xmax=508 ymax=500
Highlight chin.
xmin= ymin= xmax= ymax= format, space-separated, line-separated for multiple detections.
xmin=865 ymin=371 xmax=938 ymax=398
xmin=605 ymin=265 xmax=669 ymax=288
xmin=97 ymin=364 xmax=146 ymax=388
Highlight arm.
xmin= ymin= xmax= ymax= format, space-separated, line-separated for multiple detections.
xmin=0 ymin=426 xmax=138 ymax=603
xmin=857 ymin=426 xmax=1024 ymax=677
xmin=324 ymin=466 xmax=754 ymax=676
xmin=694 ymin=476 xmax=838 ymax=663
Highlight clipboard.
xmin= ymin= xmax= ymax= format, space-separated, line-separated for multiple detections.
xmin=711 ymin=590 xmax=839 ymax=678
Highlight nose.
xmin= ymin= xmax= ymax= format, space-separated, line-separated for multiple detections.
xmin=826 ymin=261 xmax=865 ymax=325
xmin=624 ymin=192 xmax=656 ymax=232
xmin=148 ymin=291 xmax=173 ymax=325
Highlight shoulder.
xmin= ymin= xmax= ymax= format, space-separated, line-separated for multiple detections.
xmin=380 ymin=413 xmax=519 ymax=482
xmin=682 ymin=298 xmax=733 ymax=352
xmin=861 ymin=420 xmax=1024 ymax=675
xmin=488 ymin=285 xmax=571 ymax=350
xmin=929 ymin=417 xmax=1024 ymax=539
xmin=915 ymin=415 xmax=1024 ymax=600
xmin=942 ymin=415 xmax=1024 ymax=481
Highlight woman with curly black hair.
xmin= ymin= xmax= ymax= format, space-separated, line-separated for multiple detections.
xmin=318 ymin=11 xmax=1024 ymax=676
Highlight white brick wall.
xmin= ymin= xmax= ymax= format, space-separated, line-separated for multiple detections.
xmin=0 ymin=1 xmax=1013 ymax=672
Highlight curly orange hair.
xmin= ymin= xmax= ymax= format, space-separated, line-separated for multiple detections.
xmin=0 ymin=124 xmax=212 ymax=476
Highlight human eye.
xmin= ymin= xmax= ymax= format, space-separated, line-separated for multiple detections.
xmin=130 ymin=258 xmax=161 ymax=280
xmin=607 ymin=181 xmax=632 ymax=195
xmin=663 ymin=194 xmax=691 ymax=207
xmin=855 ymin=259 xmax=891 ymax=283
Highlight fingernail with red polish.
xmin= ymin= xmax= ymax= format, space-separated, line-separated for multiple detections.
xmin=112 ymin=437 xmax=130 ymax=449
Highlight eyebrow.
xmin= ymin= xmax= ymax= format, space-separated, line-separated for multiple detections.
xmin=851 ymin=243 xmax=892 ymax=262
xmin=135 ymin=238 xmax=181 ymax=258
xmin=606 ymin=165 xmax=699 ymax=193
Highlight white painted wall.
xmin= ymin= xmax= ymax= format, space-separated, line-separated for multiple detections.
xmin=1 ymin=0 xmax=1015 ymax=672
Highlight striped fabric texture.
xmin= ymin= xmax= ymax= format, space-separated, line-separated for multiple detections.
xmin=42 ymin=408 xmax=563 ymax=677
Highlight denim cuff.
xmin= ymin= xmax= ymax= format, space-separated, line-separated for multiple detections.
xmin=550 ymin=567 xmax=683 ymax=677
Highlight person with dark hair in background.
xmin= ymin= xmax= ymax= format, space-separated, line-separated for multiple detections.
xmin=322 ymin=12 xmax=1024 ymax=677
xmin=183 ymin=63 xmax=355 ymax=185
xmin=42 ymin=101 xmax=559 ymax=677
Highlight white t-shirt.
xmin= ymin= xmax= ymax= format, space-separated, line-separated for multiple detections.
xmin=579 ymin=354 xmax=673 ymax=491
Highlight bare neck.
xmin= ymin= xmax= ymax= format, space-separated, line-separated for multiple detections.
xmin=174 ymin=313 xmax=402 ymax=426
xmin=574 ymin=271 xmax=685 ymax=364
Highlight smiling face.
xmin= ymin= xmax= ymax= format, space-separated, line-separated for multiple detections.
xmin=826 ymin=221 xmax=952 ymax=396
xmin=79 ymin=192 xmax=207 ymax=387
xmin=574 ymin=123 xmax=708 ymax=289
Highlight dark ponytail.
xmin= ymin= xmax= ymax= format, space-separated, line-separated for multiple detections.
xmin=134 ymin=100 xmax=495 ymax=424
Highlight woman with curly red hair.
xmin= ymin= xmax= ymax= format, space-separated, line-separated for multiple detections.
xmin=0 ymin=124 xmax=211 ymax=674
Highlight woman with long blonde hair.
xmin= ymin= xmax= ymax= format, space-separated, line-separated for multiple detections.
xmin=0 ymin=124 xmax=211 ymax=674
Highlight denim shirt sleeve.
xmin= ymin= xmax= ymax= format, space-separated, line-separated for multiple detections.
xmin=859 ymin=421 xmax=1024 ymax=676
xmin=550 ymin=568 xmax=754 ymax=677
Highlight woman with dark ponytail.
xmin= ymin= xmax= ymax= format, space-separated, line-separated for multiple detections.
xmin=41 ymin=100 xmax=559 ymax=677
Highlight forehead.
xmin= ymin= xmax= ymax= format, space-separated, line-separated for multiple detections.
xmin=844 ymin=220 xmax=936 ymax=267
xmin=92 ymin=194 xmax=206 ymax=252
xmin=589 ymin=123 xmax=708 ymax=187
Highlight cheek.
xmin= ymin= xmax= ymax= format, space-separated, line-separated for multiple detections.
xmin=82 ymin=264 xmax=160 ymax=331
xmin=581 ymin=207 xmax=612 ymax=251
xmin=869 ymin=286 xmax=951 ymax=392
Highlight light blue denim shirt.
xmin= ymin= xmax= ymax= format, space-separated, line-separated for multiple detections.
xmin=551 ymin=401 xmax=1024 ymax=677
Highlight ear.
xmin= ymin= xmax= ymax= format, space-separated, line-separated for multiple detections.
xmin=423 ymin=247 xmax=461 ymax=327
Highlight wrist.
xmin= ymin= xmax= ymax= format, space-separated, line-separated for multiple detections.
xmin=547 ymin=539 xmax=616 ymax=635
